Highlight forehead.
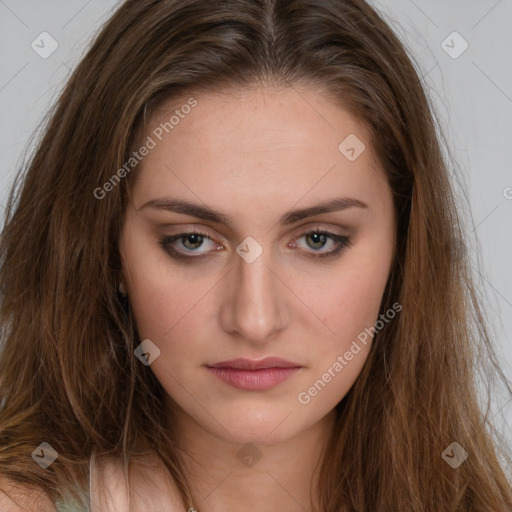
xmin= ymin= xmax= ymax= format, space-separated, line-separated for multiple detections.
xmin=130 ymin=85 xmax=388 ymax=217
xmin=144 ymin=84 xmax=370 ymax=155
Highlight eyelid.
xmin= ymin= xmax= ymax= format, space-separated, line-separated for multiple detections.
xmin=159 ymin=223 xmax=351 ymax=260
xmin=158 ymin=227 xmax=221 ymax=261
xmin=159 ymin=222 xmax=348 ymax=241
xmin=290 ymin=222 xmax=348 ymax=238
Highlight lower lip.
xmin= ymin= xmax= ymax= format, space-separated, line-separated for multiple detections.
xmin=206 ymin=366 xmax=301 ymax=390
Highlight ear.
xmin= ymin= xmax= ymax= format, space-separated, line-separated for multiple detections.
xmin=118 ymin=279 xmax=127 ymax=296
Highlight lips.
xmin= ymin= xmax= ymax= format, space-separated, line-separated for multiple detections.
xmin=205 ymin=357 xmax=302 ymax=391
xmin=206 ymin=357 xmax=301 ymax=370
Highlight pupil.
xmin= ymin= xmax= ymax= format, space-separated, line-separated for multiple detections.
xmin=184 ymin=233 xmax=202 ymax=249
xmin=309 ymin=233 xmax=326 ymax=249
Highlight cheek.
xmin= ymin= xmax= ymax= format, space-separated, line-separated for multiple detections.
xmin=319 ymin=257 xmax=390 ymax=345
xmin=296 ymin=270 xmax=389 ymax=411
xmin=128 ymin=271 xmax=212 ymax=348
xmin=305 ymin=243 xmax=393 ymax=393
xmin=121 ymin=231 xmax=212 ymax=341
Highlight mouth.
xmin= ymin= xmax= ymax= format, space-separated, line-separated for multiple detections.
xmin=206 ymin=357 xmax=302 ymax=391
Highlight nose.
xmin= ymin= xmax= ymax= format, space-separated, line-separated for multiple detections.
xmin=219 ymin=249 xmax=289 ymax=345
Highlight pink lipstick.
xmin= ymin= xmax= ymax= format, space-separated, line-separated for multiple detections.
xmin=206 ymin=357 xmax=302 ymax=391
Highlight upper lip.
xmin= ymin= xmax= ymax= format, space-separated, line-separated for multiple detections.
xmin=207 ymin=357 xmax=302 ymax=370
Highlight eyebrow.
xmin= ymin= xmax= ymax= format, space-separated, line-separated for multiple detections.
xmin=139 ymin=196 xmax=368 ymax=227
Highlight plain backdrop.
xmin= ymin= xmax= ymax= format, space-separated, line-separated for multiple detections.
xmin=0 ymin=0 xmax=511 ymax=460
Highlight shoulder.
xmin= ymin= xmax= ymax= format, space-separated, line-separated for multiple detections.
xmin=0 ymin=474 xmax=57 ymax=512
xmin=92 ymin=453 xmax=185 ymax=511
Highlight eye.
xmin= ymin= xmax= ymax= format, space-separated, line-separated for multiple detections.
xmin=159 ymin=229 xmax=221 ymax=261
xmin=290 ymin=228 xmax=352 ymax=259
xmin=159 ymin=226 xmax=352 ymax=262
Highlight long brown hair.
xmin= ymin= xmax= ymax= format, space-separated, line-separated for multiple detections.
xmin=1 ymin=0 xmax=511 ymax=510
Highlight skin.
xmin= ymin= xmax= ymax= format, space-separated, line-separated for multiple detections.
xmin=119 ymin=84 xmax=396 ymax=511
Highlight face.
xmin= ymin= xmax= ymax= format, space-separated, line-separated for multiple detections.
xmin=119 ymin=85 xmax=396 ymax=446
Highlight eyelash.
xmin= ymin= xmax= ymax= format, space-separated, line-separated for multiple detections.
xmin=159 ymin=226 xmax=352 ymax=262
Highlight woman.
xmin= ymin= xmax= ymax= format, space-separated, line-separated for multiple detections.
xmin=0 ymin=0 xmax=511 ymax=510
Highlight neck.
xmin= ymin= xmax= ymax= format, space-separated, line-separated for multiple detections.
xmin=170 ymin=405 xmax=336 ymax=512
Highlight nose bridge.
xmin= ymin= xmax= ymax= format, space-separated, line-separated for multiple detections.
xmin=220 ymin=244 xmax=287 ymax=343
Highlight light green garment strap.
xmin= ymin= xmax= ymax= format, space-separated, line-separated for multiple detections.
xmin=54 ymin=498 xmax=86 ymax=512
xmin=53 ymin=490 xmax=91 ymax=512
xmin=51 ymin=451 xmax=96 ymax=512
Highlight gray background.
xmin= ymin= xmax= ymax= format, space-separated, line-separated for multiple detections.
xmin=1 ymin=0 xmax=511 ymax=456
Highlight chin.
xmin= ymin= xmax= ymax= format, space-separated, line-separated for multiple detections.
xmin=204 ymin=406 xmax=310 ymax=446
xmin=222 ymin=424 xmax=297 ymax=447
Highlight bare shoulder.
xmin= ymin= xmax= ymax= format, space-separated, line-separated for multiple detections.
xmin=92 ymin=453 xmax=185 ymax=511
xmin=0 ymin=474 xmax=57 ymax=512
